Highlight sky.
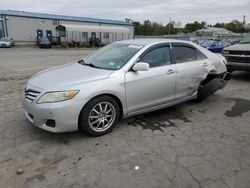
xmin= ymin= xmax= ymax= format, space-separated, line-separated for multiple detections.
xmin=0 ymin=0 xmax=250 ymax=26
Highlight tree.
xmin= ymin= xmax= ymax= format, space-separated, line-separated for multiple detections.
xmin=225 ymin=20 xmax=245 ymax=33
xmin=184 ymin=21 xmax=206 ymax=33
xmin=213 ymin=22 xmax=225 ymax=28
xmin=133 ymin=21 xmax=141 ymax=35
xmin=132 ymin=19 xmax=249 ymax=36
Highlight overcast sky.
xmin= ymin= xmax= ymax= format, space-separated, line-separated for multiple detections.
xmin=0 ymin=0 xmax=250 ymax=26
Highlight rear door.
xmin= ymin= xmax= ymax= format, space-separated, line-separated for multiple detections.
xmin=36 ymin=29 xmax=43 ymax=40
xmin=172 ymin=43 xmax=209 ymax=100
xmin=125 ymin=44 xmax=176 ymax=113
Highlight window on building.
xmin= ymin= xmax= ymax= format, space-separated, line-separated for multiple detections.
xmin=173 ymin=45 xmax=196 ymax=63
xmin=82 ymin=32 xmax=88 ymax=42
xmin=52 ymin=20 xmax=59 ymax=26
xmin=58 ymin=30 xmax=65 ymax=37
xmin=0 ymin=21 xmax=3 ymax=38
xmin=140 ymin=46 xmax=171 ymax=68
xmin=103 ymin=33 xmax=109 ymax=39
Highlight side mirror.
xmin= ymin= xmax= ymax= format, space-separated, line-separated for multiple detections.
xmin=132 ymin=62 xmax=150 ymax=72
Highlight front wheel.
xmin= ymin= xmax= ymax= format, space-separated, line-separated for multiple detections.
xmin=79 ymin=96 xmax=120 ymax=136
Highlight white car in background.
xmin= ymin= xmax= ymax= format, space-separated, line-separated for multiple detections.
xmin=0 ymin=37 xmax=15 ymax=48
xmin=23 ymin=39 xmax=230 ymax=136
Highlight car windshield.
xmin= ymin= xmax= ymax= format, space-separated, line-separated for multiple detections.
xmin=240 ymin=33 xmax=250 ymax=44
xmin=201 ymin=40 xmax=215 ymax=46
xmin=0 ymin=38 xmax=10 ymax=42
xmin=83 ymin=43 xmax=143 ymax=70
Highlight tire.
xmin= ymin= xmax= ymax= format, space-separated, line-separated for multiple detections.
xmin=227 ymin=68 xmax=234 ymax=73
xmin=196 ymin=86 xmax=206 ymax=102
xmin=79 ymin=96 xmax=120 ymax=136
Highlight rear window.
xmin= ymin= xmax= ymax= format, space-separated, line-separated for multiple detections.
xmin=173 ymin=46 xmax=196 ymax=63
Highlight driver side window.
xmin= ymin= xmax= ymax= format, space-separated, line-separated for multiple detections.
xmin=140 ymin=46 xmax=171 ymax=68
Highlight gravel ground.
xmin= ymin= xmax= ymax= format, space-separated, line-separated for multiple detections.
xmin=0 ymin=46 xmax=250 ymax=188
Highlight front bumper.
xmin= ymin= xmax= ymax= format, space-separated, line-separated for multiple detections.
xmin=0 ymin=43 xmax=11 ymax=47
xmin=227 ymin=62 xmax=250 ymax=72
xmin=23 ymin=97 xmax=84 ymax=133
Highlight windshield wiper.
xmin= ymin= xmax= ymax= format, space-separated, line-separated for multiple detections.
xmin=77 ymin=60 xmax=100 ymax=69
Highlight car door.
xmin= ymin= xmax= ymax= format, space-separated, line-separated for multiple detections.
xmin=172 ymin=43 xmax=210 ymax=100
xmin=125 ymin=44 xmax=176 ymax=113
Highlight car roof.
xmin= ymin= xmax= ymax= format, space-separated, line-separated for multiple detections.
xmin=116 ymin=38 xmax=194 ymax=46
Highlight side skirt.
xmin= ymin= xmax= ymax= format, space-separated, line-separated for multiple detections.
xmin=124 ymin=94 xmax=197 ymax=118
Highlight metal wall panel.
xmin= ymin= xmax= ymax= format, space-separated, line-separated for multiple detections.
xmin=5 ymin=16 xmax=134 ymax=44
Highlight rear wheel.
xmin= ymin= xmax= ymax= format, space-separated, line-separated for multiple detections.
xmin=79 ymin=96 xmax=120 ymax=136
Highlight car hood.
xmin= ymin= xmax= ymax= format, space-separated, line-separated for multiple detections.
xmin=224 ymin=43 xmax=250 ymax=51
xmin=28 ymin=62 xmax=114 ymax=90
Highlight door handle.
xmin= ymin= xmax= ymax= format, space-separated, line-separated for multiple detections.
xmin=166 ymin=69 xmax=175 ymax=75
xmin=203 ymin=62 xmax=209 ymax=67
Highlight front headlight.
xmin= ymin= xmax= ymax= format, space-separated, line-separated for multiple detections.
xmin=37 ymin=90 xmax=79 ymax=104
xmin=222 ymin=51 xmax=229 ymax=54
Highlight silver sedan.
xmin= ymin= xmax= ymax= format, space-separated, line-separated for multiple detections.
xmin=23 ymin=39 xmax=230 ymax=136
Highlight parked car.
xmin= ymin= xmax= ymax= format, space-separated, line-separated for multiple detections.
xmin=23 ymin=39 xmax=230 ymax=136
xmin=201 ymin=40 xmax=230 ymax=53
xmin=0 ymin=37 xmax=15 ymax=48
xmin=37 ymin=37 xmax=51 ymax=48
xmin=228 ymin=38 xmax=242 ymax=45
xmin=222 ymin=33 xmax=250 ymax=72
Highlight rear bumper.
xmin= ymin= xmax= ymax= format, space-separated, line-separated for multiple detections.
xmin=227 ymin=62 xmax=250 ymax=71
xmin=39 ymin=44 xmax=51 ymax=48
xmin=197 ymin=72 xmax=231 ymax=102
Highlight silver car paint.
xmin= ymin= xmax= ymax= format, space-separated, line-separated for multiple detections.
xmin=23 ymin=39 xmax=227 ymax=133
xmin=125 ymin=64 xmax=176 ymax=113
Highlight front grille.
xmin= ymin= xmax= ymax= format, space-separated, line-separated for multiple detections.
xmin=226 ymin=56 xmax=250 ymax=64
xmin=228 ymin=51 xmax=250 ymax=55
xmin=24 ymin=88 xmax=41 ymax=102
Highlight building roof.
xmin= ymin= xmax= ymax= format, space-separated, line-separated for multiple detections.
xmin=0 ymin=10 xmax=133 ymax=26
xmin=195 ymin=27 xmax=240 ymax=36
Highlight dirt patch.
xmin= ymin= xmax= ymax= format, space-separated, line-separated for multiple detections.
xmin=0 ymin=75 xmax=31 ymax=82
xmin=128 ymin=106 xmax=191 ymax=131
xmin=225 ymin=98 xmax=250 ymax=117
xmin=25 ymin=153 xmax=68 ymax=184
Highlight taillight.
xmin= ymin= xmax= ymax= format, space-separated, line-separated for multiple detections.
xmin=223 ymin=59 xmax=228 ymax=65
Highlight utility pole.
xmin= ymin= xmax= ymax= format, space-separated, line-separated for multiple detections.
xmin=168 ymin=17 xmax=171 ymax=35
xmin=243 ymin=15 xmax=246 ymax=28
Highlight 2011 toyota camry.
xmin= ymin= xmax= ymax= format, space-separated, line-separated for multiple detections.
xmin=23 ymin=39 xmax=230 ymax=136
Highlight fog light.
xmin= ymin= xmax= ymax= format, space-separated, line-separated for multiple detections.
xmin=45 ymin=119 xmax=56 ymax=128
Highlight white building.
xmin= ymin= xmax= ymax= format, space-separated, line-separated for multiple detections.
xmin=0 ymin=10 xmax=134 ymax=45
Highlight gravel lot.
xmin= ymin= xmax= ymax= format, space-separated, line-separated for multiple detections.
xmin=0 ymin=46 xmax=250 ymax=188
